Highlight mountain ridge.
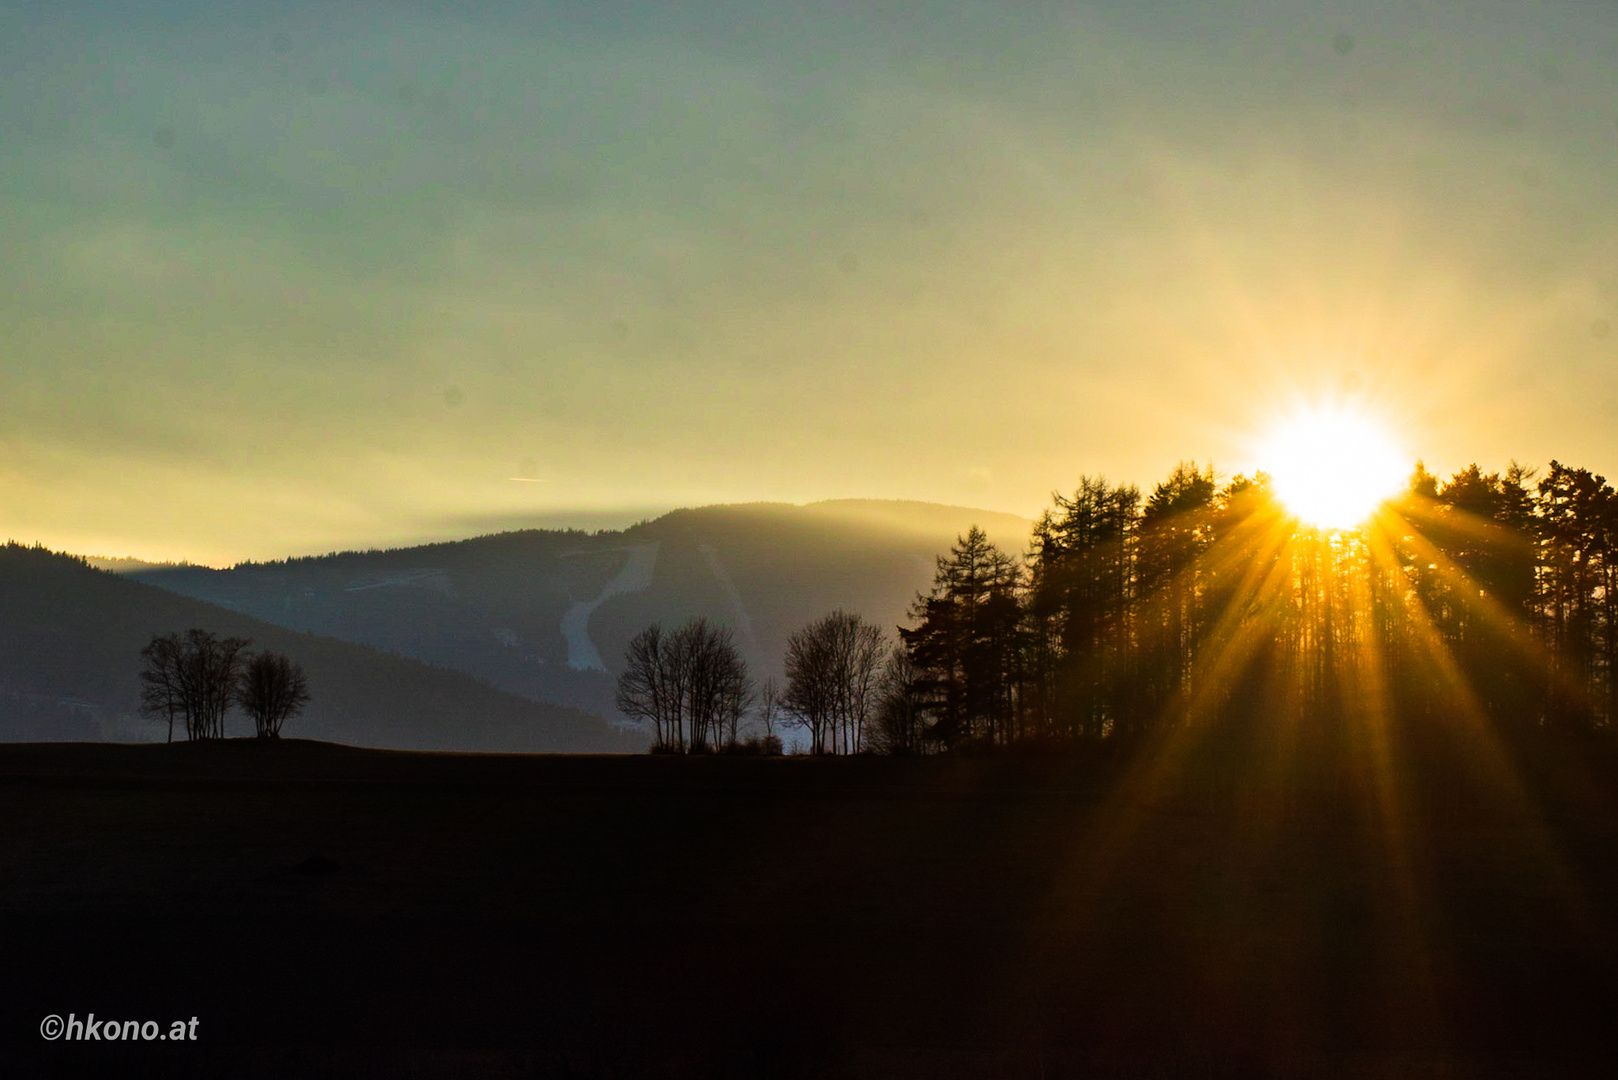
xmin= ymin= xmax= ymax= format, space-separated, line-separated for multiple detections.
xmin=0 ymin=543 xmax=643 ymax=752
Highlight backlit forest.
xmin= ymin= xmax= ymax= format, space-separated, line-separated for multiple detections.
xmin=892 ymin=459 xmax=1617 ymax=751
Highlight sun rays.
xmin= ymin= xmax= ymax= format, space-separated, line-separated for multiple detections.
xmin=1024 ymin=476 xmax=1602 ymax=1042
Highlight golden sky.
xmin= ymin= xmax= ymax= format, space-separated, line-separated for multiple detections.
xmin=3 ymin=2 xmax=1617 ymax=564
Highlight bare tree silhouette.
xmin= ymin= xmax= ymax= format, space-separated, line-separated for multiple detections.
xmin=239 ymin=651 xmax=311 ymax=738
xmin=138 ymin=633 xmax=185 ymax=743
xmin=869 ymin=645 xmax=928 ymax=755
xmin=616 ymin=617 xmax=750 ymax=753
xmin=783 ymin=610 xmax=887 ymax=754
xmin=139 ymin=629 xmax=250 ymax=740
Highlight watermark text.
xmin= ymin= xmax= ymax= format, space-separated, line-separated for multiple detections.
xmin=40 ymin=1014 xmax=199 ymax=1042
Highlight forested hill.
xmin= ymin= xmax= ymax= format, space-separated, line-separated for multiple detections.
xmin=125 ymin=500 xmax=1034 ymax=721
xmin=0 ymin=543 xmax=645 ymax=752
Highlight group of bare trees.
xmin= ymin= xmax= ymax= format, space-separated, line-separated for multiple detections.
xmin=616 ymin=609 xmax=920 ymax=755
xmin=614 ymin=618 xmax=752 ymax=753
xmin=782 ymin=610 xmax=888 ymax=754
xmin=139 ymin=629 xmax=310 ymax=741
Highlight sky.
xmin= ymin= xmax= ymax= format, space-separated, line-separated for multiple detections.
xmin=3 ymin=0 xmax=1617 ymax=565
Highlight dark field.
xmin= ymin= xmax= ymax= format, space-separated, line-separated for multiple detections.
xmin=4 ymin=731 xmax=1618 ymax=1078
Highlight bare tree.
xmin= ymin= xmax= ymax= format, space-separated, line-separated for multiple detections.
xmin=719 ymin=660 xmax=751 ymax=750
xmin=869 ymin=645 xmax=930 ymax=754
xmin=186 ymin=630 xmax=250 ymax=739
xmin=783 ymin=621 xmax=835 ymax=753
xmin=680 ymin=618 xmax=751 ymax=753
xmin=755 ymin=676 xmax=782 ymax=743
xmin=783 ymin=610 xmax=888 ymax=754
xmin=617 ymin=617 xmax=751 ymax=753
xmin=616 ymin=624 xmax=673 ymax=750
xmin=138 ymin=633 xmax=185 ymax=743
xmin=139 ymin=629 xmax=250 ymax=740
xmin=239 ymin=652 xmax=311 ymax=738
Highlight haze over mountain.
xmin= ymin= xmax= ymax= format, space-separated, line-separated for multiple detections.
xmin=127 ymin=500 xmax=1034 ymax=720
xmin=0 ymin=542 xmax=642 ymax=752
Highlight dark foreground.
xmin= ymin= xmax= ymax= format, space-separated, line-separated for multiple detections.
xmin=3 ymin=729 xmax=1618 ymax=1078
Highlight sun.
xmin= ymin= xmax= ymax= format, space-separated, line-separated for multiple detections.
xmin=1258 ymin=406 xmax=1409 ymax=529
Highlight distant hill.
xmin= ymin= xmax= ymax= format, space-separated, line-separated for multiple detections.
xmin=0 ymin=543 xmax=644 ymax=752
xmin=128 ymin=500 xmax=1035 ymax=721
xmin=82 ymin=555 xmax=200 ymax=574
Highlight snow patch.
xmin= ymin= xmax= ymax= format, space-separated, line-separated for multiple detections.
xmin=560 ymin=543 xmax=660 ymax=672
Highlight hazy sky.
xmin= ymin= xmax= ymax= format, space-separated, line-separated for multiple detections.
xmin=4 ymin=1 xmax=1617 ymax=564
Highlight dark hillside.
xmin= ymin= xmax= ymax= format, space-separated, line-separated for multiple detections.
xmin=0 ymin=544 xmax=643 ymax=752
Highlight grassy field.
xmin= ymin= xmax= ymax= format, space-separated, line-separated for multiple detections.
xmin=3 ymin=730 xmax=1618 ymax=1078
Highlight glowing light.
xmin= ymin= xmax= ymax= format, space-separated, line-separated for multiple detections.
xmin=1259 ymin=406 xmax=1408 ymax=529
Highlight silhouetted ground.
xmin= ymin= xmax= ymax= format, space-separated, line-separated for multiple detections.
xmin=3 ymin=729 xmax=1618 ymax=1078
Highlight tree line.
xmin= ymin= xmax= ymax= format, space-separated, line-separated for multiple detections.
xmin=139 ymin=629 xmax=310 ymax=741
xmin=897 ymin=459 xmax=1618 ymax=749
xmin=620 ymin=457 xmax=1618 ymax=753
